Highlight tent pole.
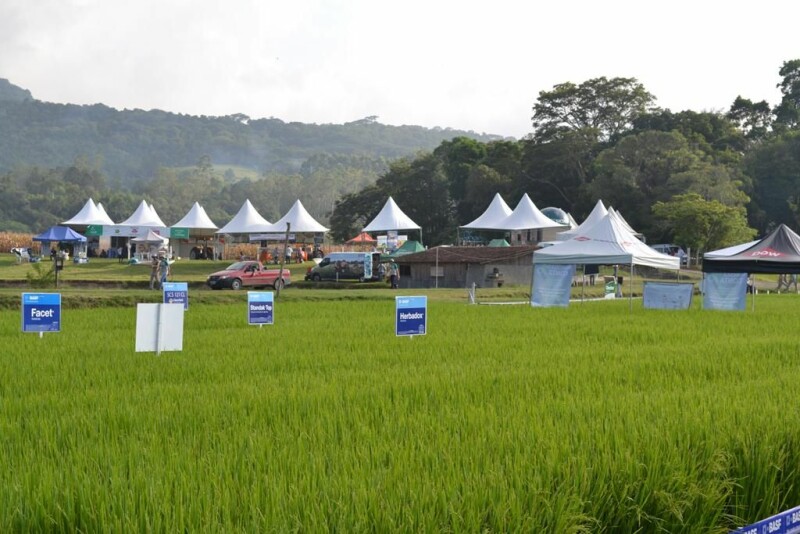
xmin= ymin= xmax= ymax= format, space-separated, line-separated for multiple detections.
xmin=529 ymin=259 xmax=535 ymax=307
xmin=581 ymin=264 xmax=585 ymax=303
xmin=701 ymin=272 xmax=705 ymax=310
xmin=629 ymin=263 xmax=634 ymax=313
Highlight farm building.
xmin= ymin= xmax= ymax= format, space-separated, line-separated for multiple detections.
xmin=394 ymin=245 xmax=539 ymax=289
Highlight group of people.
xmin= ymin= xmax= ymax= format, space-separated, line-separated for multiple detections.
xmin=149 ymin=253 xmax=172 ymax=290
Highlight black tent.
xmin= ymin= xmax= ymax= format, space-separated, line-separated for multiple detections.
xmin=703 ymin=224 xmax=800 ymax=274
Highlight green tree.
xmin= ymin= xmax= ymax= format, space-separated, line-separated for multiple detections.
xmin=773 ymin=59 xmax=800 ymax=131
xmin=531 ymin=77 xmax=656 ymax=143
xmin=727 ymin=97 xmax=772 ymax=141
xmin=652 ymin=193 xmax=756 ymax=253
xmin=589 ymin=131 xmax=700 ymax=235
xmin=433 ymin=137 xmax=486 ymax=212
xmin=518 ymin=128 xmax=599 ymax=214
xmin=743 ymin=131 xmax=800 ymax=231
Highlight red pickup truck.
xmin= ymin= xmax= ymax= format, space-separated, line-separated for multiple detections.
xmin=206 ymin=261 xmax=291 ymax=290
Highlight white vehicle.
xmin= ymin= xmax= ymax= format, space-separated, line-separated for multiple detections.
xmin=651 ymin=244 xmax=688 ymax=265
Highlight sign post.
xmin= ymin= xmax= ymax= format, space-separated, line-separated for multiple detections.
xmin=248 ymin=291 xmax=274 ymax=326
xmin=162 ymin=282 xmax=188 ymax=310
xmin=395 ymin=296 xmax=427 ymax=337
xmin=22 ymin=293 xmax=61 ymax=337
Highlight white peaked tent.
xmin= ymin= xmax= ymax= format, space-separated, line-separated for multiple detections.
xmin=532 ymin=212 xmax=679 ymax=308
xmin=498 ymin=194 xmax=565 ymax=231
xmin=364 ymin=197 xmax=421 ymax=232
xmin=119 ymin=200 xmax=167 ymax=227
xmin=96 ymin=202 xmax=115 ymax=224
xmin=556 ymin=199 xmax=608 ymax=241
xmin=460 ymin=193 xmax=513 ymax=230
xmin=263 ymin=200 xmax=329 ymax=233
xmin=609 ymin=207 xmax=642 ymax=238
xmin=131 ymin=229 xmax=168 ymax=246
xmin=534 ymin=212 xmax=680 ymax=269
xmin=173 ymin=202 xmax=218 ymax=232
xmin=62 ymin=198 xmax=115 ymax=226
xmin=216 ymin=199 xmax=271 ymax=235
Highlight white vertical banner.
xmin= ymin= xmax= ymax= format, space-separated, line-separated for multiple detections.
xmin=703 ymin=273 xmax=748 ymax=311
xmin=135 ymin=303 xmax=184 ymax=354
xmin=531 ymin=264 xmax=575 ymax=307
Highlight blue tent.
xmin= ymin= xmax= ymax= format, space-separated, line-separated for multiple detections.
xmin=33 ymin=226 xmax=87 ymax=243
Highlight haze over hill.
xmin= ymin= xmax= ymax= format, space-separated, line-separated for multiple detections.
xmin=0 ymin=78 xmax=504 ymax=184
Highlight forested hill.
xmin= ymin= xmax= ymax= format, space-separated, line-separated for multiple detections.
xmin=0 ymin=79 xmax=504 ymax=183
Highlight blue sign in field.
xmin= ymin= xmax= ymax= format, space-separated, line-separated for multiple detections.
xmin=162 ymin=282 xmax=188 ymax=310
xmin=22 ymin=293 xmax=61 ymax=333
xmin=732 ymin=504 xmax=800 ymax=534
xmin=248 ymin=291 xmax=274 ymax=325
xmin=395 ymin=296 xmax=427 ymax=336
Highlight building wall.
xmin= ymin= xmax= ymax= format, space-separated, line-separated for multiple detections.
xmin=400 ymin=257 xmax=534 ymax=289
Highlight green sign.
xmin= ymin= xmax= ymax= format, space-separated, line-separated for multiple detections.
xmin=170 ymin=227 xmax=190 ymax=239
xmin=86 ymin=225 xmax=103 ymax=237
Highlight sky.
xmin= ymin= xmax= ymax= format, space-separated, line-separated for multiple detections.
xmin=1 ymin=0 xmax=798 ymax=139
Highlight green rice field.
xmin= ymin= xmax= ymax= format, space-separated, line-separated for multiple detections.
xmin=1 ymin=292 xmax=799 ymax=531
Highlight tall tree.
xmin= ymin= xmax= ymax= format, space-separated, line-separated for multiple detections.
xmin=589 ymin=131 xmax=700 ymax=236
xmin=433 ymin=137 xmax=486 ymax=213
xmin=727 ymin=97 xmax=773 ymax=141
xmin=743 ymin=131 xmax=800 ymax=232
xmin=530 ymin=77 xmax=656 ymax=143
xmin=773 ymin=59 xmax=800 ymax=130
xmin=652 ymin=193 xmax=756 ymax=252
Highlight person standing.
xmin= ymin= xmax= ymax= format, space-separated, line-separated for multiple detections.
xmin=389 ymin=260 xmax=399 ymax=289
xmin=159 ymin=254 xmax=170 ymax=287
xmin=149 ymin=255 xmax=160 ymax=290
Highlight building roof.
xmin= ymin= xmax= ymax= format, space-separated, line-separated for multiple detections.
xmin=396 ymin=245 xmax=539 ymax=265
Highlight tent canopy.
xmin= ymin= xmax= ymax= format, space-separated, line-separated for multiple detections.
xmin=498 ymin=193 xmax=565 ymax=231
xmin=704 ymin=240 xmax=761 ymax=259
xmin=702 ymin=224 xmax=800 ymax=273
xmin=216 ymin=199 xmax=271 ymax=234
xmin=556 ymin=199 xmax=607 ymax=241
xmin=33 ymin=226 xmax=87 ymax=243
xmin=488 ymin=238 xmax=510 ymax=247
xmin=172 ymin=202 xmax=218 ymax=230
xmin=263 ymin=199 xmax=329 ymax=233
xmin=346 ymin=232 xmax=376 ymax=244
xmin=62 ymin=198 xmax=115 ymax=226
xmin=390 ymin=240 xmax=425 ymax=257
xmin=534 ymin=212 xmax=680 ymax=270
xmin=119 ymin=200 xmax=167 ymax=227
xmin=460 ymin=193 xmax=512 ymax=230
xmin=131 ymin=230 xmax=169 ymax=244
xmin=363 ymin=197 xmax=421 ymax=232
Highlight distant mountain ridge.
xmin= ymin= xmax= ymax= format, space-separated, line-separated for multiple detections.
xmin=0 ymin=79 xmax=505 ymax=183
xmin=0 ymin=78 xmax=33 ymax=102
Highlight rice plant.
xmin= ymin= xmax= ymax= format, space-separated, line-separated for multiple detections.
xmin=1 ymin=296 xmax=799 ymax=531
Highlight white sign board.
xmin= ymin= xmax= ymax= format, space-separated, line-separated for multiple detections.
xmin=135 ymin=303 xmax=184 ymax=353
